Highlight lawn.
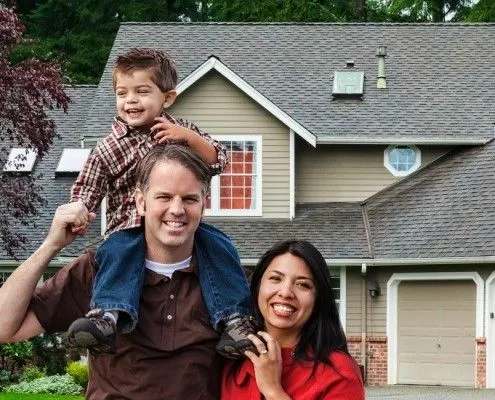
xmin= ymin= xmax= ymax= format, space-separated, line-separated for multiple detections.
xmin=0 ymin=394 xmax=83 ymax=400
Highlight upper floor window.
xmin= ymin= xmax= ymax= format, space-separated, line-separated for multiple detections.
xmin=384 ymin=145 xmax=421 ymax=177
xmin=206 ymin=135 xmax=262 ymax=217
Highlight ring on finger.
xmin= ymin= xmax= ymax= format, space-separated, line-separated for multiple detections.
xmin=259 ymin=348 xmax=268 ymax=355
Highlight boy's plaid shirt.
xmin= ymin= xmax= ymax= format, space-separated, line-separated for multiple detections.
xmin=71 ymin=113 xmax=228 ymax=235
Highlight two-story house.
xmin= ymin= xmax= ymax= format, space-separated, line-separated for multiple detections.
xmin=2 ymin=22 xmax=494 ymax=388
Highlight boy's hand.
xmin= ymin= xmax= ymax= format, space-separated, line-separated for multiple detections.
xmin=150 ymin=117 xmax=191 ymax=145
xmin=69 ymin=201 xmax=93 ymax=235
xmin=44 ymin=202 xmax=96 ymax=251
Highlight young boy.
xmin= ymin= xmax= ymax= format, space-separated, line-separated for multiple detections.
xmin=67 ymin=48 xmax=256 ymax=358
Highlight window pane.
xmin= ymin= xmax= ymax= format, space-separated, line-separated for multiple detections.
xmin=388 ymin=146 xmax=416 ymax=172
xmin=212 ymin=139 xmax=258 ymax=211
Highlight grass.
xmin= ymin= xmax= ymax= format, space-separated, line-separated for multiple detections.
xmin=0 ymin=394 xmax=83 ymax=400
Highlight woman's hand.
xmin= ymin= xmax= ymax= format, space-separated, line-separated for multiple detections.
xmin=244 ymin=331 xmax=291 ymax=400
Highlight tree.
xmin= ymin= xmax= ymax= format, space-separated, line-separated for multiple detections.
xmin=385 ymin=0 xmax=472 ymax=21
xmin=13 ymin=0 xmax=203 ymax=84
xmin=0 ymin=7 xmax=69 ymax=257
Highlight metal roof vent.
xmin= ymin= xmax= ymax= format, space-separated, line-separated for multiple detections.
xmin=332 ymin=62 xmax=364 ymax=98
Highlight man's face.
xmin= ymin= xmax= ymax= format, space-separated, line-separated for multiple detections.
xmin=135 ymin=160 xmax=205 ymax=262
xmin=114 ymin=69 xmax=176 ymax=128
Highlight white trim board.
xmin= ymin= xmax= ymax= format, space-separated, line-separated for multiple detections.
xmin=386 ymin=271 xmax=484 ymax=385
xmin=289 ymin=129 xmax=295 ymax=220
xmin=340 ymin=266 xmax=347 ymax=333
xmin=176 ymin=57 xmax=316 ymax=147
xmin=486 ymin=271 xmax=495 ymax=388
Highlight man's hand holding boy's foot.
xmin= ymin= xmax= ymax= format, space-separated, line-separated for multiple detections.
xmin=216 ymin=315 xmax=265 ymax=359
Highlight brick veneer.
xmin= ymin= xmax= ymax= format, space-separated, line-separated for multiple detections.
xmin=347 ymin=336 xmax=387 ymax=386
xmin=347 ymin=336 xmax=487 ymax=388
xmin=476 ymin=337 xmax=486 ymax=388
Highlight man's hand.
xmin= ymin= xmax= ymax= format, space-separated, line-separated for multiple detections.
xmin=150 ymin=117 xmax=191 ymax=145
xmin=43 ymin=202 xmax=96 ymax=251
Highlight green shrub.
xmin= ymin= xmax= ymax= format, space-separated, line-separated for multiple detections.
xmin=66 ymin=361 xmax=88 ymax=388
xmin=5 ymin=374 xmax=83 ymax=395
xmin=0 ymin=369 xmax=12 ymax=389
xmin=20 ymin=365 xmax=45 ymax=382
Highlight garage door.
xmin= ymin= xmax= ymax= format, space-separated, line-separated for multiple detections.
xmin=397 ymin=280 xmax=476 ymax=386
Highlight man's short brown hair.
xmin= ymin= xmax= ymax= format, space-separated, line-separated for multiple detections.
xmin=112 ymin=48 xmax=178 ymax=92
xmin=135 ymin=144 xmax=212 ymax=196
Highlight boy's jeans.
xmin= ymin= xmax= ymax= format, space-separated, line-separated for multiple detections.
xmin=91 ymin=223 xmax=251 ymax=333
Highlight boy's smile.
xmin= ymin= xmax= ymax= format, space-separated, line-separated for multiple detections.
xmin=115 ymin=69 xmax=175 ymax=128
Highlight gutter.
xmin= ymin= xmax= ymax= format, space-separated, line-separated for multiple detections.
xmin=316 ymin=137 xmax=490 ymax=145
xmin=0 ymin=257 xmax=76 ymax=268
xmin=239 ymin=256 xmax=495 ymax=266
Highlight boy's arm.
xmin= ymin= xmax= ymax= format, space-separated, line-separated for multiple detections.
xmin=151 ymin=117 xmax=228 ymax=175
xmin=70 ymin=147 xmax=109 ymax=211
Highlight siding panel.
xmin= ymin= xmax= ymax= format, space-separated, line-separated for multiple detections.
xmin=170 ymin=72 xmax=290 ymax=218
xmin=296 ymin=142 xmax=451 ymax=203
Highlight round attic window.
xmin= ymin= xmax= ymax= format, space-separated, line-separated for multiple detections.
xmin=384 ymin=145 xmax=421 ymax=177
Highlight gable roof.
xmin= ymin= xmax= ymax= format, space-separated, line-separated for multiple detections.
xmin=85 ymin=22 xmax=495 ymax=144
xmin=0 ymin=85 xmax=102 ymax=261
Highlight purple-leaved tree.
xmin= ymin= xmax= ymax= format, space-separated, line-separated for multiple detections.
xmin=0 ymin=7 xmax=70 ymax=258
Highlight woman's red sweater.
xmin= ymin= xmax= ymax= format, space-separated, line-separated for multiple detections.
xmin=221 ymin=348 xmax=365 ymax=400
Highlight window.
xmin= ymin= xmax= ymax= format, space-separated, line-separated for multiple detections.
xmin=384 ymin=145 xmax=421 ymax=177
xmin=3 ymin=148 xmax=37 ymax=172
xmin=56 ymin=148 xmax=91 ymax=174
xmin=206 ymin=135 xmax=262 ymax=216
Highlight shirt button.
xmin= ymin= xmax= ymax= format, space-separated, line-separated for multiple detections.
xmin=169 ymin=294 xmax=175 ymax=300
xmin=167 ymin=314 xmax=173 ymax=321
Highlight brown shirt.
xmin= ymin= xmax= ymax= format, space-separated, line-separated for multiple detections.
xmin=30 ymin=251 xmax=220 ymax=400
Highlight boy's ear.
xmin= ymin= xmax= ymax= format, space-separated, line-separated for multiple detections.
xmin=135 ymin=188 xmax=146 ymax=216
xmin=162 ymin=90 xmax=177 ymax=108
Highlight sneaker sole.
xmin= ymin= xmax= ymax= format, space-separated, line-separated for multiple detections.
xmin=72 ymin=331 xmax=99 ymax=348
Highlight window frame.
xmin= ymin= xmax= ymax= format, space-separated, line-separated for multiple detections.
xmin=205 ymin=135 xmax=263 ymax=217
xmin=56 ymin=148 xmax=91 ymax=174
xmin=384 ymin=144 xmax=421 ymax=177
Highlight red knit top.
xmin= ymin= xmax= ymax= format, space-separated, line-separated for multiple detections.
xmin=221 ymin=348 xmax=364 ymax=400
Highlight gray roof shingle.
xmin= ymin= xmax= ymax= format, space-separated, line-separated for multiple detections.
xmin=365 ymin=139 xmax=495 ymax=258
xmin=207 ymin=202 xmax=370 ymax=260
xmin=0 ymin=85 xmax=102 ymax=260
xmin=85 ymin=22 xmax=495 ymax=143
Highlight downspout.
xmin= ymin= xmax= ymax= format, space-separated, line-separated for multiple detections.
xmin=360 ymin=203 xmax=375 ymax=381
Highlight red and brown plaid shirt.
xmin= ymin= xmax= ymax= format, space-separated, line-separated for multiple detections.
xmin=71 ymin=113 xmax=228 ymax=235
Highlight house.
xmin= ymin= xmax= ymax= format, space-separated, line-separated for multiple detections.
xmin=1 ymin=22 xmax=494 ymax=388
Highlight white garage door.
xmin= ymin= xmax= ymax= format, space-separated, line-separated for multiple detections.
xmin=397 ymin=280 xmax=476 ymax=386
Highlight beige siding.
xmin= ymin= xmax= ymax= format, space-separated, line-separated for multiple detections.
xmin=296 ymin=142 xmax=451 ymax=203
xmin=345 ymin=265 xmax=494 ymax=337
xmin=170 ymin=72 xmax=290 ymax=218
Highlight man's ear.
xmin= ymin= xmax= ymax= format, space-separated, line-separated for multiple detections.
xmin=162 ymin=90 xmax=177 ymax=108
xmin=135 ymin=188 xmax=146 ymax=216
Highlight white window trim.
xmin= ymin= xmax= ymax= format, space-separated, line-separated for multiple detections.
xmin=486 ymin=271 xmax=495 ymax=388
xmin=205 ymin=135 xmax=262 ymax=217
xmin=339 ymin=266 xmax=347 ymax=332
xmin=386 ymin=271 xmax=484 ymax=385
xmin=289 ymin=130 xmax=295 ymax=220
xmin=384 ymin=144 xmax=421 ymax=177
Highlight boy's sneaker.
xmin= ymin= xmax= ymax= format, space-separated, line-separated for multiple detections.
xmin=66 ymin=309 xmax=116 ymax=354
xmin=215 ymin=315 xmax=262 ymax=359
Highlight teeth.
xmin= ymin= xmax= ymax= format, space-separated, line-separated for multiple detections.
xmin=272 ymin=304 xmax=295 ymax=316
xmin=165 ymin=221 xmax=184 ymax=228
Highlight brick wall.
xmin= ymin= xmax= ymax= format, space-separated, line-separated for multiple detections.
xmin=347 ymin=336 xmax=387 ymax=386
xmin=476 ymin=337 xmax=486 ymax=388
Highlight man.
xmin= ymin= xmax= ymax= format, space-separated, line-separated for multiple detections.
xmin=0 ymin=144 xmax=242 ymax=399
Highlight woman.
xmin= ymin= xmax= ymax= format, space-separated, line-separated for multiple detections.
xmin=222 ymin=240 xmax=364 ymax=400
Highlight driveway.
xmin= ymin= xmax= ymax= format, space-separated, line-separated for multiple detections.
xmin=366 ymin=385 xmax=495 ymax=399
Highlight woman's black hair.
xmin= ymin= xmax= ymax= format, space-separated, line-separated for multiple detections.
xmin=250 ymin=240 xmax=348 ymax=365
